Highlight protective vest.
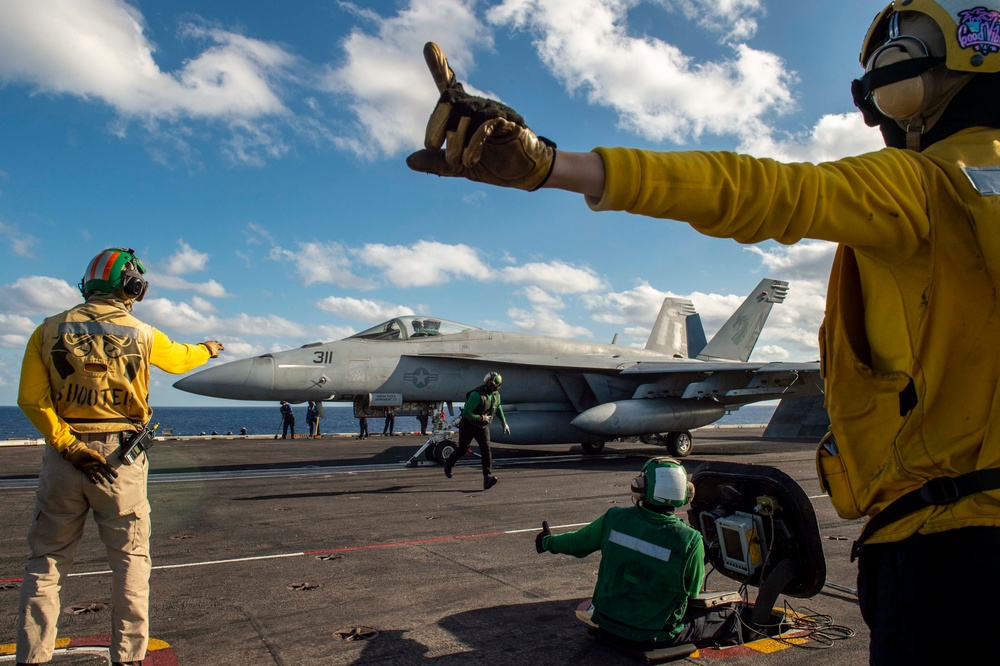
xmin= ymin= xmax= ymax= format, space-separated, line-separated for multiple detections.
xmin=463 ymin=385 xmax=499 ymax=422
xmin=817 ymin=129 xmax=1000 ymax=544
xmin=39 ymin=296 xmax=155 ymax=432
xmin=546 ymin=506 xmax=703 ymax=643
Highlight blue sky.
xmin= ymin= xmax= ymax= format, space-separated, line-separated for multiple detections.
xmin=0 ymin=0 xmax=886 ymax=407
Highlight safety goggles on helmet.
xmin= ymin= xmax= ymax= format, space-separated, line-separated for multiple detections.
xmin=852 ymin=12 xmax=945 ymax=125
xmin=851 ymin=1 xmax=1000 ymax=127
xmin=483 ymin=371 xmax=502 ymax=391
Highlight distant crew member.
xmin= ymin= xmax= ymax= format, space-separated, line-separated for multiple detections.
xmin=417 ymin=408 xmax=430 ymax=436
xmin=279 ymin=400 xmax=295 ymax=439
xmin=306 ymin=401 xmax=318 ymax=439
xmin=15 ymin=247 xmax=224 ymax=666
xmin=536 ymin=458 xmax=738 ymax=647
xmin=358 ymin=415 xmax=369 ymax=439
xmin=444 ymin=371 xmax=509 ymax=489
xmin=382 ymin=407 xmax=395 ymax=436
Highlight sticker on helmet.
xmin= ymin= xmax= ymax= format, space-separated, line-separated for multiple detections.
xmin=957 ymin=7 xmax=1000 ymax=55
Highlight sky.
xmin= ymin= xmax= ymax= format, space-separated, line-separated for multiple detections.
xmin=0 ymin=0 xmax=887 ymax=407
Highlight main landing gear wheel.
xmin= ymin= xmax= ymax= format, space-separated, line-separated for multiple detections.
xmin=667 ymin=431 xmax=693 ymax=458
xmin=432 ymin=439 xmax=457 ymax=465
xmin=581 ymin=441 xmax=605 ymax=454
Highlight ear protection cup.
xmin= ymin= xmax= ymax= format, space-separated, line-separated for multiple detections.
xmin=867 ymin=37 xmax=929 ymax=119
xmin=120 ymin=269 xmax=148 ymax=301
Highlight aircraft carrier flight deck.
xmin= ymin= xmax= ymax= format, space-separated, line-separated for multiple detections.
xmin=0 ymin=428 xmax=869 ymax=666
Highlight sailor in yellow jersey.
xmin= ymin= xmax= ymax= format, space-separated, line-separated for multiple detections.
xmin=407 ymin=2 xmax=1000 ymax=662
xmin=15 ymin=247 xmax=224 ymax=666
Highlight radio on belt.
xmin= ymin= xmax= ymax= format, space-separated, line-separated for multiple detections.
xmin=119 ymin=423 xmax=159 ymax=465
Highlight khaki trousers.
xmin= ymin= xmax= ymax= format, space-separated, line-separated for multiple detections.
xmin=16 ymin=432 xmax=151 ymax=664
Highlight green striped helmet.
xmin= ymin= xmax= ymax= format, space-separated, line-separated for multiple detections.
xmin=80 ymin=247 xmax=148 ymax=300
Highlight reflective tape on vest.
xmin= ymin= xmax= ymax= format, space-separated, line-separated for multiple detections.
xmin=608 ymin=530 xmax=673 ymax=562
xmin=58 ymin=321 xmax=140 ymax=338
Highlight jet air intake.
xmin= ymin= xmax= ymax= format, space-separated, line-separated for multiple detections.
xmin=571 ymin=398 xmax=725 ymax=437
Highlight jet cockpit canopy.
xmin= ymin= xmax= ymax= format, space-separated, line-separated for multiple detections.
xmin=347 ymin=316 xmax=480 ymax=341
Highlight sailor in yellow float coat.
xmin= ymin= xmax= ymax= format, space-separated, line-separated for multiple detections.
xmin=15 ymin=247 xmax=223 ymax=666
xmin=589 ymin=130 xmax=1000 ymax=543
xmin=405 ymin=2 xmax=1000 ymax=661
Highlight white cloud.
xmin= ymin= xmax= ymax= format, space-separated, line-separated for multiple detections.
xmin=136 ymin=297 xmax=215 ymax=334
xmin=0 ymin=276 xmax=80 ymax=316
xmin=315 ymin=323 xmax=359 ymax=342
xmin=162 ymin=240 xmax=210 ymax=275
xmin=487 ymin=0 xmax=796 ymax=145
xmin=0 ymin=221 xmax=38 ymax=257
xmin=190 ymin=295 xmax=216 ymax=313
xmin=151 ymin=274 xmax=229 ymax=298
xmin=138 ymin=296 xmax=308 ymax=339
xmin=739 ymin=112 xmax=885 ymax=163
xmin=320 ymin=0 xmax=489 ymax=157
xmin=0 ymin=313 xmax=38 ymax=348
xmin=499 ymin=261 xmax=605 ymax=294
xmin=315 ymin=296 xmax=415 ymax=322
xmin=269 ymin=241 xmax=374 ymax=289
xmin=0 ymin=0 xmax=302 ymax=165
xmin=506 ymin=288 xmax=594 ymax=339
xmin=654 ymin=0 xmax=764 ymax=43
xmin=583 ymin=282 xmax=673 ymax=326
xmin=0 ymin=0 xmax=293 ymax=118
xmin=358 ymin=240 xmax=490 ymax=287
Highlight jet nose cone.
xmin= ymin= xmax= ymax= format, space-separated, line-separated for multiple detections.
xmin=173 ymin=356 xmax=276 ymax=400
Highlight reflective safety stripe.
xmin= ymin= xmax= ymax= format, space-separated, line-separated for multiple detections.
xmin=85 ymin=249 xmax=121 ymax=282
xmin=962 ymin=166 xmax=1000 ymax=196
xmin=608 ymin=530 xmax=672 ymax=562
xmin=58 ymin=321 xmax=140 ymax=338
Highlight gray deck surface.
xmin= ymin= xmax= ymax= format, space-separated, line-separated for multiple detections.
xmin=0 ymin=428 xmax=868 ymax=665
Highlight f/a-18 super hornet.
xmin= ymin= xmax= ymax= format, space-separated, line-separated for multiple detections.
xmin=174 ymin=278 xmax=821 ymax=460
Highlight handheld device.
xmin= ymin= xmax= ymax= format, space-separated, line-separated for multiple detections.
xmin=119 ymin=423 xmax=158 ymax=465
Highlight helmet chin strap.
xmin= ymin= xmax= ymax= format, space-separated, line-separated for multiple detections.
xmin=906 ymin=120 xmax=924 ymax=151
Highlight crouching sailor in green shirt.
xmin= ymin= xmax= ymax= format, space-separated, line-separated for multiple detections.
xmin=536 ymin=458 xmax=737 ymax=647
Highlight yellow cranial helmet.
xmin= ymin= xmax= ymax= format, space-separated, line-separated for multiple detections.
xmin=852 ymin=0 xmax=1000 ymax=144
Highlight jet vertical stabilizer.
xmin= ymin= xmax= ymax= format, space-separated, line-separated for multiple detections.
xmin=644 ymin=298 xmax=708 ymax=359
xmin=696 ymin=279 xmax=788 ymax=363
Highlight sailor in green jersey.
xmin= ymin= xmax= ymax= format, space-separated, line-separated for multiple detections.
xmin=536 ymin=458 xmax=738 ymax=647
xmin=444 ymin=371 xmax=509 ymax=490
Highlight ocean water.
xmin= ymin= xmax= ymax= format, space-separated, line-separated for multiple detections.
xmin=0 ymin=403 xmax=776 ymax=440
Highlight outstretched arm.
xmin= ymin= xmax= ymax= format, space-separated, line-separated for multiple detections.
xmin=544 ymin=150 xmax=606 ymax=199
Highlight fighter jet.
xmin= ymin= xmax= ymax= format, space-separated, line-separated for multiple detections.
xmin=174 ymin=278 xmax=822 ymax=459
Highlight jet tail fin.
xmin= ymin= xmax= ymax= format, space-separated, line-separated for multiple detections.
xmin=696 ymin=278 xmax=788 ymax=362
xmin=645 ymin=298 xmax=708 ymax=359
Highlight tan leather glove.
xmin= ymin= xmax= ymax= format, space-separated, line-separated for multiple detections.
xmin=63 ymin=440 xmax=118 ymax=485
xmin=406 ymin=42 xmax=556 ymax=191
xmin=201 ymin=341 xmax=224 ymax=358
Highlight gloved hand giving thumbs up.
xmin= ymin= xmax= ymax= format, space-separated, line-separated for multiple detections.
xmin=406 ymin=42 xmax=556 ymax=191
xmin=535 ymin=520 xmax=552 ymax=554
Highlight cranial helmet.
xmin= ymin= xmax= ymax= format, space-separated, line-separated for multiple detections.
xmin=80 ymin=247 xmax=148 ymax=301
xmin=852 ymin=0 xmax=1000 ymax=148
xmin=483 ymin=371 xmax=502 ymax=390
xmin=631 ymin=457 xmax=694 ymax=509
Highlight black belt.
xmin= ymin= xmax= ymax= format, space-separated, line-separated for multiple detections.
xmin=851 ymin=468 xmax=1000 ymax=561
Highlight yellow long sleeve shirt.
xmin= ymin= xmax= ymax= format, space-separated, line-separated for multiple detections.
xmin=18 ymin=295 xmax=212 ymax=452
xmin=590 ymin=127 xmax=1000 ymax=543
